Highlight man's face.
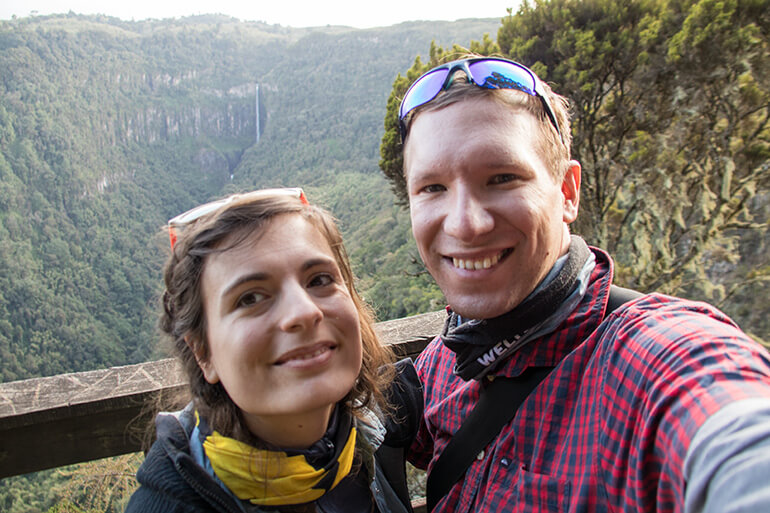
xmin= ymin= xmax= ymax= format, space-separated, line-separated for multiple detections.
xmin=404 ymin=96 xmax=580 ymax=319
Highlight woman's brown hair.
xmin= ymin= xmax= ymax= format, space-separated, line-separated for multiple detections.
xmin=159 ymin=192 xmax=394 ymax=443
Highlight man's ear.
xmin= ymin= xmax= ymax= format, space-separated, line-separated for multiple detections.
xmin=561 ymin=160 xmax=581 ymax=224
xmin=185 ymin=335 xmax=219 ymax=384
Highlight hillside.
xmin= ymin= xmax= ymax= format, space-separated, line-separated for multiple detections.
xmin=0 ymin=13 xmax=500 ymax=382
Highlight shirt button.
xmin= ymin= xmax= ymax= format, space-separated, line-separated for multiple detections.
xmin=476 ymin=450 xmax=485 ymax=461
xmin=501 ymin=458 xmax=510 ymax=467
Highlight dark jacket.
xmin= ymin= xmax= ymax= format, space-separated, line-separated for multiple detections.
xmin=126 ymin=359 xmax=423 ymax=513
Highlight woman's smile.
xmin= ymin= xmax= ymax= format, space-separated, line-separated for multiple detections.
xmin=274 ymin=342 xmax=336 ymax=367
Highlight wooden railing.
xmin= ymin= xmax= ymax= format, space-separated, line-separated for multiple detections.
xmin=0 ymin=310 xmax=444 ymax=511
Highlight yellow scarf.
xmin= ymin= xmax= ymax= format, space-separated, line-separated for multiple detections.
xmin=197 ymin=412 xmax=357 ymax=506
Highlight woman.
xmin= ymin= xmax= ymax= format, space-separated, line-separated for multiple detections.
xmin=126 ymin=188 xmax=421 ymax=513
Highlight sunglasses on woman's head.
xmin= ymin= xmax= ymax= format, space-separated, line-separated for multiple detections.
xmin=398 ymin=57 xmax=564 ymax=145
xmin=167 ymin=187 xmax=308 ymax=249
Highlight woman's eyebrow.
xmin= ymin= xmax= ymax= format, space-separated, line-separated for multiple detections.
xmin=221 ymin=272 xmax=268 ymax=298
xmin=220 ymin=257 xmax=335 ymax=298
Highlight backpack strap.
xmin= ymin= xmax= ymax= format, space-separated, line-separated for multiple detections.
xmin=606 ymin=285 xmax=642 ymax=314
xmin=425 ymin=367 xmax=552 ymax=512
xmin=424 ymin=284 xmax=642 ymax=511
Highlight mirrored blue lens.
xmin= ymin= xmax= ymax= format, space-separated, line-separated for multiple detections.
xmin=467 ymin=60 xmax=536 ymax=95
xmin=399 ymin=68 xmax=450 ymax=119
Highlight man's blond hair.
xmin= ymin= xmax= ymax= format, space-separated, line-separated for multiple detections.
xmin=402 ymin=67 xmax=573 ymax=181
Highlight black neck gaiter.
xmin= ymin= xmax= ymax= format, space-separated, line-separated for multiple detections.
xmin=441 ymin=236 xmax=591 ymax=381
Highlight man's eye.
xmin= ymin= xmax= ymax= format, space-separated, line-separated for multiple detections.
xmin=237 ymin=291 xmax=266 ymax=308
xmin=421 ymin=184 xmax=446 ymax=193
xmin=489 ymin=174 xmax=517 ymax=185
xmin=308 ymin=273 xmax=334 ymax=288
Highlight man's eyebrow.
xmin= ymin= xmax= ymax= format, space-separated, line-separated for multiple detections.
xmin=407 ymin=167 xmax=445 ymax=183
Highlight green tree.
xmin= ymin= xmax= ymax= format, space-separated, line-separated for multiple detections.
xmin=499 ymin=0 xmax=770 ymax=304
xmin=379 ymin=0 xmax=770 ymax=337
xmin=48 ymin=454 xmax=141 ymax=513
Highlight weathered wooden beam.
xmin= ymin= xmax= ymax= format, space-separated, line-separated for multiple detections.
xmin=0 ymin=310 xmax=444 ymax=479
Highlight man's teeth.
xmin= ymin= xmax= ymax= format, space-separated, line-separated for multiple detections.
xmin=452 ymin=252 xmax=503 ymax=270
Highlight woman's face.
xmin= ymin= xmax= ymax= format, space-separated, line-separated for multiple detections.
xmin=195 ymin=214 xmax=362 ymax=446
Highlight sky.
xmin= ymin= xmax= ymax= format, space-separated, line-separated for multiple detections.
xmin=0 ymin=1 xmax=519 ymax=29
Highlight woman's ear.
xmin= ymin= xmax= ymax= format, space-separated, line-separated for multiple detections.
xmin=185 ymin=335 xmax=219 ymax=384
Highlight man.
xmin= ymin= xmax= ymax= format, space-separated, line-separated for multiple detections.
xmin=393 ymin=56 xmax=770 ymax=512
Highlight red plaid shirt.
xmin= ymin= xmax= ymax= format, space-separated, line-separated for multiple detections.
xmin=409 ymin=247 xmax=770 ymax=512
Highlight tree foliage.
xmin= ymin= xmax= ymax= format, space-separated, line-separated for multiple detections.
xmin=499 ymin=0 xmax=769 ymax=298
xmin=0 ymin=14 xmax=498 ymax=388
xmin=379 ymin=0 xmax=770 ymax=340
xmin=48 ymin=454 xmax=141 ymax=513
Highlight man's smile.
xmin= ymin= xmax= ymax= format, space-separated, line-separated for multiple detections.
xmin=448 ymin=248 xmax=513 ymax=271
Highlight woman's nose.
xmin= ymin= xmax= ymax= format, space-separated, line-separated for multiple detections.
xmin=277 ymin=283 xmax=323 ymax=332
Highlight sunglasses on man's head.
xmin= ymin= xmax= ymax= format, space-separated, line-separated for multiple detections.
xmin=167 ymin=187 xmax=308 ymax=249
xmin=398 ymin=57 xmax=564 ymax=145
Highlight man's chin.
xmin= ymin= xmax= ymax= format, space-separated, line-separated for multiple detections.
xmin=445 ymin=293 xmax=520 ymax=320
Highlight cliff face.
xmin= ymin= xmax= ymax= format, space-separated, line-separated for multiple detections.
xmin=82 ymin=71 xmax=261 ymax=148
xmin=112 ymin=97 xmax=257 ymax=145
xmin=112 ymin=74 xmax=262 ymax=145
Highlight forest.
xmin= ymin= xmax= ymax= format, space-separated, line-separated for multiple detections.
xmin=0 ymin=0 xmax=768 ymax=510
xmin=0 ymin=12 xmax=494 ymax=385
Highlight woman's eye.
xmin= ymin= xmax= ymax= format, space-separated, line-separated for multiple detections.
xmin=237 ymin=291 xmax=266 ymax=308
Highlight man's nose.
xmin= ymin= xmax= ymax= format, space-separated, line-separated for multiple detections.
xmin=443 ymin=190 xmax=495 ymax=242
xmin=277 ymin=282 xmax=323 ymax=332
